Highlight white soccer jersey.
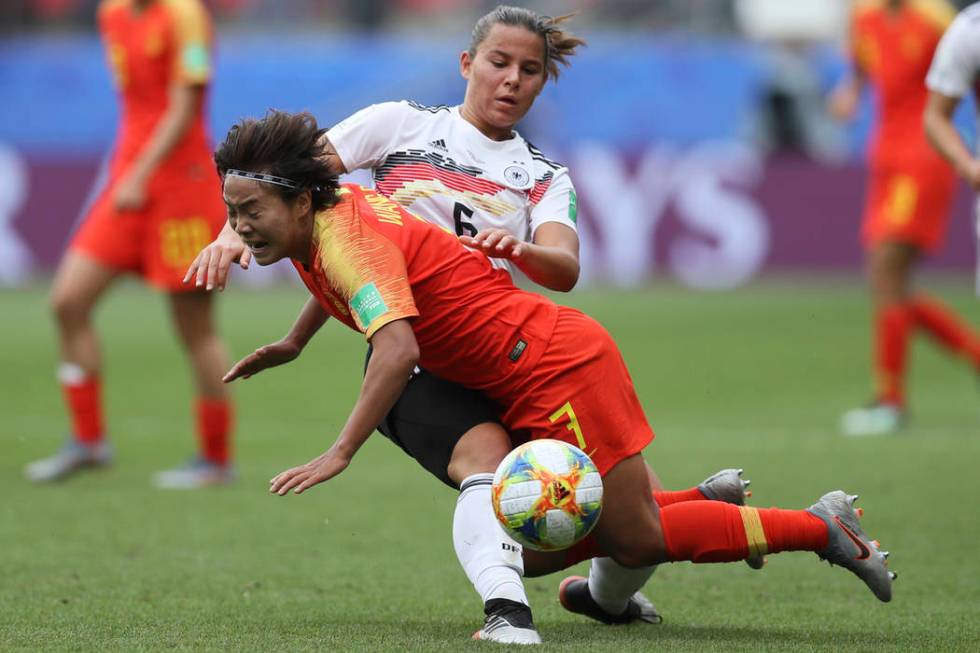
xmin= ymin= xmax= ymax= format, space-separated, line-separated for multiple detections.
xmin=927 ymin=2 xmax=980 ymax=139
xmin=327 ymin=100 xmax=578 ymax=275
xmin=927 ymin=2 xmax=980 ymax=294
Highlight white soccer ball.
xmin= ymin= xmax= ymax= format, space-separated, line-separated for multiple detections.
xmin=491 ymin=439 xmax=603 ymax=551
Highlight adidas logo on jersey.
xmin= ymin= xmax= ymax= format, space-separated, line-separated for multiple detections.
xmin=428 ymin=139 xmax=449 ymax=152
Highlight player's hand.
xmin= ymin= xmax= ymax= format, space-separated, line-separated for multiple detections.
xmin=113 ymin=174 xmax=148 ymax=211
xmin=460 ymin=228 xmax=525 ymax=261
xmin=269 ymin=447 xmax=352 ymax=495
xmin=961 ymin=159 xmax=980 ymax=191
xmin=223 ymin=340 xmax=301 ymax=382
xmin=827 ymin=81 xmax=860 ymax=122
xmin=183 ymin=230 xmax=251 ymax=291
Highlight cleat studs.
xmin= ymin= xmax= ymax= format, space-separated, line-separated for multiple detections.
xmin=871 ymin=540 xmax=880 ymax=549
xmin=736 ymin=469 xmax=744 ymax=475
xmin=881 ymin=551 xmax=889 ymax=559
xmin=856 ymin=508 xmax=865 ymax=518
xmin=888 ymin=571 xmax=897 ymax=580
xmin=847 ymin=494 xmax=859 ymax=505
xmin=746 ymin=490 xmax=753 ymax=498
xmin=744 ymin=479 xmax=752 ymax=487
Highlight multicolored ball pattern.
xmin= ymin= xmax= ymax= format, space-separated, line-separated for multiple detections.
xmin=491 ymin=439 xmax=603 ymax=552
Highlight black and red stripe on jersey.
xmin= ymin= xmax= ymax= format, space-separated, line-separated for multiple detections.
xmin=375 ymin=149 xmax=556 ymax=206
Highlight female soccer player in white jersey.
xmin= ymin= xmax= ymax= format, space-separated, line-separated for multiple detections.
xmin=187 ymin=6 xmax=750 ymax=644
xmin=925 ymin=2 xmax=980 ymax=291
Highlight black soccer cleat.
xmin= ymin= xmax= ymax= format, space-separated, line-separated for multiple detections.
xmin=558 ymin=576 xmax=662 ymax=625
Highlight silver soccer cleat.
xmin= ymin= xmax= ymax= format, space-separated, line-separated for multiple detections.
xmin=807 ymin=491 xmax=895 ymax=602
xmin=153 ymin=456 xmax=235 ymax=489
xmin=841 ymin=403 xmax=904 ymax=437
xmin=24 ymin=440 xmax=112 ymax=482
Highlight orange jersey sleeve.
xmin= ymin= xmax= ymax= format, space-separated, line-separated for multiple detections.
xmin=308 ymin=188 xmax=420 ymax=339
xmin=161 ymin=0 xmax=213 ymax=85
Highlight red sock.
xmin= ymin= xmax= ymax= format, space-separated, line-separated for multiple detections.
xmin=909 ymin=294 xmax=980 ymax=368
xmin=653 ymin=487 xmax=707 ymax=507
xmin=660 ymin=502 xmax=828 ymax=563
xmin=561 ymin=487 xmax=711 ymax=568
xmin=196 ymin=397 xmax=233 ymax=465
xmin=62 ymin=376 xmax=104 ymax=444
xmin=874 ymin=303 xmax=914 ymax=406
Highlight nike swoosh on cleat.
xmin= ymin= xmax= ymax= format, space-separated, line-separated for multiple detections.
xmin=834 ymin=516 xmax=871 ymax=560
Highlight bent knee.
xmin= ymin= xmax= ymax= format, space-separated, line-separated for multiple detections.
xmin=50 ymin=290 xmax=92 ymax=326
xmin=604 ymin=527 xmax=668 ymax=568
xmin=609 ymin=545 xmax=666 ymax=569
xmin=447 ymin=423 xmax=512 ymax=481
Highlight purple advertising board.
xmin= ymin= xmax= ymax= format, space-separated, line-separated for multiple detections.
xmin=4 ymin=147 xmax=976 ymax=289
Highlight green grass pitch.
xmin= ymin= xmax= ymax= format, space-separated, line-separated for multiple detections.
xmin=2 ymin=278 xmax=979 ymax=652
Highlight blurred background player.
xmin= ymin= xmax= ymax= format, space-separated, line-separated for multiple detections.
xmin=24 ymin=0 xmax=234 ymax=488
xmin=828 ymin=0 xmax=980 ymax=437
xmin=925 ymin=2 xmax=980 ymax=288
xmin=187 ymin=6 xmax=752 ymax=643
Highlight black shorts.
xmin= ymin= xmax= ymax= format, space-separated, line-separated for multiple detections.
xmin=366 ymin=349 xmax=501 ymax=489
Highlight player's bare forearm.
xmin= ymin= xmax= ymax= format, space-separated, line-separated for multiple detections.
xmin=332 ymin=320 xmax=419 ymax=460
xmin=514 ymin=242 xmax=580 ymax=292
xmin=827 ymin=74 xmax=865 ymax=122
xmin=519 ymin=222 xmax=580 ymax=292
xmin=269 ymin=320 xmax=418 ymax=495
xmin=224 ymin=300 xmax=330 ymax=383
xmin=924 ymin=92 xmax=980 ymax=187
xmin=285 ymin=297 xmax=330 ymax=350
xmin=460 ymin=222 xmax=580 ymax=292
xmin=126 ymin=83 xmax=201 ymax=185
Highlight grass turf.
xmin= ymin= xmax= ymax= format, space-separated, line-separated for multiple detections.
xmin=2 ymin=278 xmax=979 ymax=652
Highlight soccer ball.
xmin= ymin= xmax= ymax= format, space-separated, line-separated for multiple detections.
xmin=491 ymin=439 xmax=603 ymax=552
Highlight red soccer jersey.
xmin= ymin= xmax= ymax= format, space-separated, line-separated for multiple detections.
xmin=293 ymin=184 xmax=655 ymax=474
xmin=851 ymin=0 xmax=954 ymax=168
xmin=97 ymin=0 xmax=215 ymax=177
xmin=293 ymin=184 xmax=559 ymax=399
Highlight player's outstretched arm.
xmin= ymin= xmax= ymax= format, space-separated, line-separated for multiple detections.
xmin=115 ymin=83 xmax=203 ymax=211
xmin=827 ymin=75 xmax=865 ymax=122
xmin=924 ymin=91 xmax=980 ymax=190
xmin=269 ymin=319 xmax=419 ymax=495
xmin=184 ymin=221 xmax=250 ymax=291
xmin=460 ymin=222 xmax=580 ymax=291
xmin=223 ymin=298 xmax=329 ymax=382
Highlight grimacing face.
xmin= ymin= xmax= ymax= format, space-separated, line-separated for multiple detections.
xmin=460 ymin=23 xmax=548 ymax=140
xmin=223 ymin=175 xmax=312 ymax=266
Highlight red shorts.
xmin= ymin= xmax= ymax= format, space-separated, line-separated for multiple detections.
xmin=861 ymin=160 xmax=957 ymax=252
xmin=70 ymin=164 xmax=225 ymax=291
xmin=499 ymin=307 xmax=655 ymax=476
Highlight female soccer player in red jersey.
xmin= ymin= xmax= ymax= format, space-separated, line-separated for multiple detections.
xmin=211 ymin=110 xmax=897 ymax=637
xmin=25 ymin=0 xmax=234 ymax=488
xmin=829 ymin=0 xmax=980 ymax=436
xmin=186 ymin=7 xmax=752 ymax=642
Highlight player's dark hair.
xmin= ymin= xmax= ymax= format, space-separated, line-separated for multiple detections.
xmin=468 ymin=5 xmax=585 ymax=81
xmin=214 ymin=110 xmax=340 ymax=212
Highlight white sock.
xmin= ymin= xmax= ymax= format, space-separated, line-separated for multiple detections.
xmin=587 ymin=556 xmax=657 ymax=615
xmin=453 ymin=473 xmax=529 ymax=606
xmin=57 ymin=362 xmax=89 ymax=385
